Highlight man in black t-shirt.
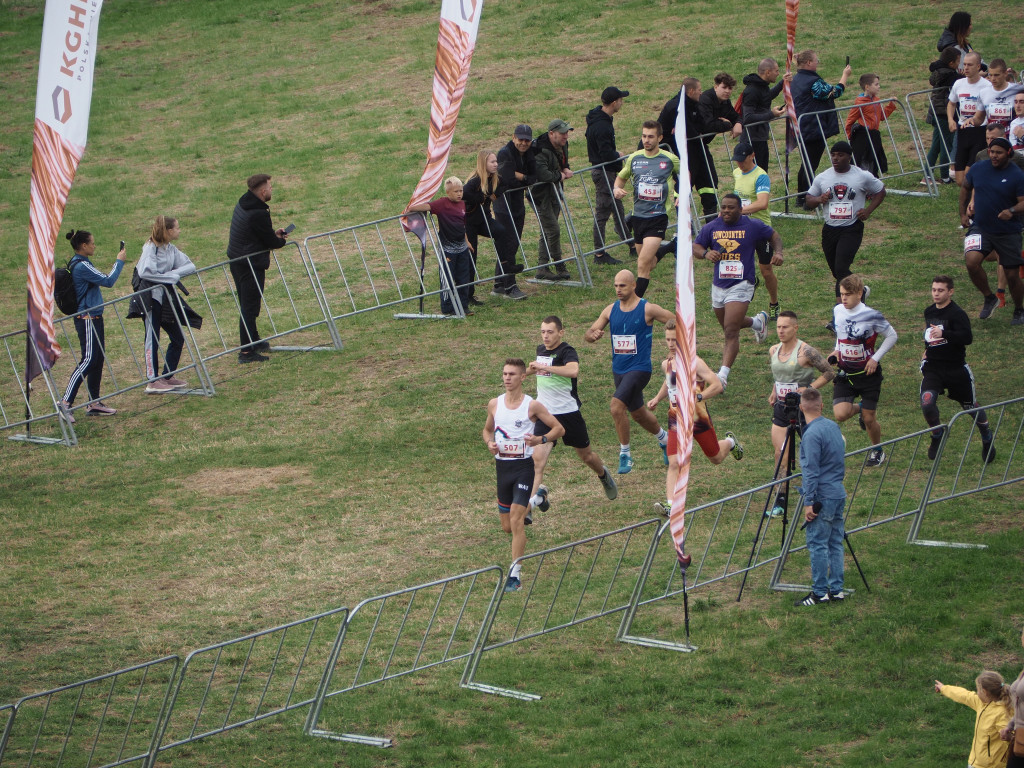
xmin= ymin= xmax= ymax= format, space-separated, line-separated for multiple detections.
xmin=921 ymin=275 xmax=995 ymax=462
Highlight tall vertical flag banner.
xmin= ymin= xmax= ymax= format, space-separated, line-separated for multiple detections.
xmin=670 ymin=89 xmax=697 ymax=563
xmin=783 ymin=0 xmax=800 ymax=155
xmin=402 ymin=0 xmax=482 ymax=245
xmin=26 ymin=0 xmax=105 ymax=383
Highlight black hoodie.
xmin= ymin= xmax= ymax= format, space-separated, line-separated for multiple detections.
xmin=740 ymin=72 xmax=785 ymax=143
xmin=585 ymin=105 xmax=622 ymax=172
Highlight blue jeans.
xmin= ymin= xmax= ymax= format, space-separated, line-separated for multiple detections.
xmin=440 ymin=246 xmax=472 ymax=315
xmin=804 ymin=496 xmax=846 ymax=596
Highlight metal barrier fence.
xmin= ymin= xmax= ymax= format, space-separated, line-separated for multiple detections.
xmin=908 ymin=396 xmax=1024 ymax=548
xmin=301 ymin=212 xmax=471 ymax=321
xmin=149 ymin=606 xmax=348 ymax=765
xmin=0 ymin=329 xmax=77 ymax=446
xmin=0 ymin=656 xmax=179 ymax=768
xmin=305 ymin=567 xmax=503 ymax=747
xmin=3 ymin=400 xmax=1022 ymax=764
xmin=793 ymin=98 xmax=933 ymax=199
xmin=1 ymin=241 xmax=342 ymax=446
xmin=904 ymin=88 xmax=953 ymax=194
xmin=460 ymin=519 xmax=661 ymax=701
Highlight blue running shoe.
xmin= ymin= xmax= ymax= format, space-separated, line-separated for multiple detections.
xmin=504 ymin=576 xmax=522 ymax=593
xmin=618 ymin=452 xmax=633 ymax=474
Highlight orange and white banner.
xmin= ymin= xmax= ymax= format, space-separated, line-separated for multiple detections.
xmin=670 ymin=88 xmax=697 ymax=563
xmin=783 ymin=0 xmax=800 ymax=154
xmin=26 ymin=0 xmax=104 ymax=382
xmin=403 ymin=0 xmax=482 ymax=241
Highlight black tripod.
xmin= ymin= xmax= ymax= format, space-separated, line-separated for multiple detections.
xmin=737 ymin=394 xmax=801 ymax=602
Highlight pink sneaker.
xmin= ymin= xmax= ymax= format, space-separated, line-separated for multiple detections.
xmin=145 ymin=378 xmax=175 ymax=394
xmin=164 ymin=376 xmax=189 ymax=389
xmin=58 ymin=402 xmax=76 ymax=424
xmin=86 ymin=402 xmax=117 ymax=416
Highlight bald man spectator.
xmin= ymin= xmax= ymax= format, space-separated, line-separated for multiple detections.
xmin=947 ymin=52 xmax=993 ymax=187
xmin=792 ymin=50 xmax=852 ymax=205
xmin=534 ymin=119 xmax=574 ymax=281
xmin=586 ymin=86 xmax=631 ymax=267
xmin=741 ymin=58 xmax=789 ymax=172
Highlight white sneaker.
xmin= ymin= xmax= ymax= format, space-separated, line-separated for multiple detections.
xmin=751 ymin=311 xmax=769 ymax=343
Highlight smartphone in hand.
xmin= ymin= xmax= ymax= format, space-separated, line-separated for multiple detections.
xmin=283 ymin=223 xmax=295 ymax=235
xmin=120 ymin=240 xmax=125 ymax=250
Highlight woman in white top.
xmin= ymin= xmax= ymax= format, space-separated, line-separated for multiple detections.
xmin=137 ymin=216 xmax=197 ymax=393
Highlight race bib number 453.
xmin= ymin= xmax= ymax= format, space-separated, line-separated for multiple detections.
xmin=637 ymin=182 xmax=664 ymax=202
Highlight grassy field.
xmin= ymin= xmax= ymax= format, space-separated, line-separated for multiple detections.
xmin=1 ymin=0 xmax=1023 ymax=766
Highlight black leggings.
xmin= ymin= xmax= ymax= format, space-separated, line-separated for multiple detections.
xmin=822 ymin=220 xmax=865 ymax=296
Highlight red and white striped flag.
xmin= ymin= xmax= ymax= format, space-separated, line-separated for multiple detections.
xmin=670 ymin=88 xmax=697 ymax=564
xmin=783 ymin=0 xmax=801 ymax=154
xmin=26 ymin=0 xmax=105 ymax=382
xmin=403 ymin=0 xmax=482 ymax=243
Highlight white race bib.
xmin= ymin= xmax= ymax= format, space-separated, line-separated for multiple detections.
xmin=612 ymin=334 xmax=637 ymax=354
xmin=497 ymin=437 xmax=526 ymax=457
xmin=960 ymin=99 xmax=978 ymax=116
xmin=839 ymin=341 xmax=866 ymax=361
xmin=925 ymin=325 xmax=946 ymax=346
xmin=718 ymin=260 xmax=744 ymax=279
xmin=988 ymin=103 xmax=1012 ymax=120
xmin=535 ymin=354 xmax=553 ymax=376
xmin=829 ymin=201 xmax=854 ymax=220
xmin=964 ymin=233 xmax=983 ymax=253
xmin=637 ymin=182 xmax=664 ymax=202
xmin=775 ymin=382 xmax=799 ymax=397
xmin=740 ymin=197 xmax=751 ymax=209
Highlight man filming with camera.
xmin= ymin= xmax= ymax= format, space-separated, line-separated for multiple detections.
xmin=795 ymin=387 xmax=848 ymax=607
xmin=765 ymin=311 xmax=836 ymax=517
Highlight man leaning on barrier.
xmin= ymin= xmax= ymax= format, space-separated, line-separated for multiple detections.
xmin=585 ymin=86 xmax=630 ymax=267
xmin=227 ymin=174 xmax=289 ymax=364
xmin=741 ymin=57 xmax=789 ymax=172
xmin=494 ymin=124 xmax=535 ymax=300
xmin=794 ymin=386 xmax=847 ymax=607
xmin=533 ymin=119 xmax=574 ymax=282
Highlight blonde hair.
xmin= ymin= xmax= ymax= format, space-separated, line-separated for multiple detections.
xmin=976 ymin=671 xmax=1013 ymax=716
xmin=471 ymin=150 xmax=498 ymax=197
xmin=444 ymin=176 xmax=463 ymax=191
xmin=149 ymin=215 xmax=178 ymax=246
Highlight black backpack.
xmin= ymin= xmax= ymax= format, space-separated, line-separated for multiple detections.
xmin=54 ymin=255 xmax=85 ymax=316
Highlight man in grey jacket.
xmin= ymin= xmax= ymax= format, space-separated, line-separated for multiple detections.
xmin=533 ymin=120 xmax=574 ymax=281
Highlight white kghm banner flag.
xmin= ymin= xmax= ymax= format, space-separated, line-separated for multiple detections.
xmin=671 ymin=87 xmax=697 ymax=565
xmin=26 ymin=0 xmax=105 ymax=382
xmin=403 ymin=0 xmax=482 ymax=245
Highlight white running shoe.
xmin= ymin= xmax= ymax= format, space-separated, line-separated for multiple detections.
xmin=751 ymin=311 xmax=769 ymax=344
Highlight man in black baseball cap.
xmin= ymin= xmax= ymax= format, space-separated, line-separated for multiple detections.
xmin=587 ymin=87 xmax=634 ymax=266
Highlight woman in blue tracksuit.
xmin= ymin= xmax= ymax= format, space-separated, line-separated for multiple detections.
xmin=59 ymin=229 xmax=126 ymax=420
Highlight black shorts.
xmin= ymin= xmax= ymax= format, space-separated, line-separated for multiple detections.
xmin=755 ymin=237 xmax=774 ymax=266
xmin=495 ymin=458 xmax=535 ymax=513
xmin=612 ymin=369 xmax=652 ymax=412
xmin=772 ymin=400 xmax=808 ymax=428
xmin=964 ymin=226 xmax=1024 ymax=268
xmin=954 ymin=126 xmax=988 ymax=171
xmin=832 ymin=369 xmax=883 ymax=411
xmin=921 ymin=361 xmax=977 ymax=406
xmin=534 ymin=409 xmax=591 ymax=449
xmin=632 ymin=214 xmax=669 ymax=243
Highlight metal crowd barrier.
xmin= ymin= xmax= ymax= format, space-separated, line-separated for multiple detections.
xmin=1 ymin=241 xmax=341 ymax=446
xmin=793 ymin=98 xmax=933 ymax=200
xmin=908 ymin=396 xmax=1024 ymax=548
xmin=187 ymin=242 xmax=343 ymax=357
xmin=0 ymin=656 xmax=179 ymax=768
xmin=305 ymin=567 xmax=503 ymax=747
xmin=302 ymin=211 xmax=473 ymax=321
xmin=150 ymin=607 xmax=348 ymax=766
xmin=460 ymin=520 xmax=661 ymax=700
xmin=0 ymin=328 xmax=77 ymax=446
xmin=3 ymin=407 xmax=1022 ymax=763
xmin=904 ymin=88 xmax=954 ymax=194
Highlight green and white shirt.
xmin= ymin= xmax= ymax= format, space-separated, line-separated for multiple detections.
xmin=617 ymin=149 xmax=679 ymax=218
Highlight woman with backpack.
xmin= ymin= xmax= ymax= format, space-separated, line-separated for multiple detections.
xmin=136 ymin=215 xmax=197 ymax=393
xmin=59 ymin=229 xmax=126 ymax=421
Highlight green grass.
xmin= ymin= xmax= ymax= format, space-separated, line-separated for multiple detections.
xmin=2 ymin=0 xmax=1024 ymax=766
